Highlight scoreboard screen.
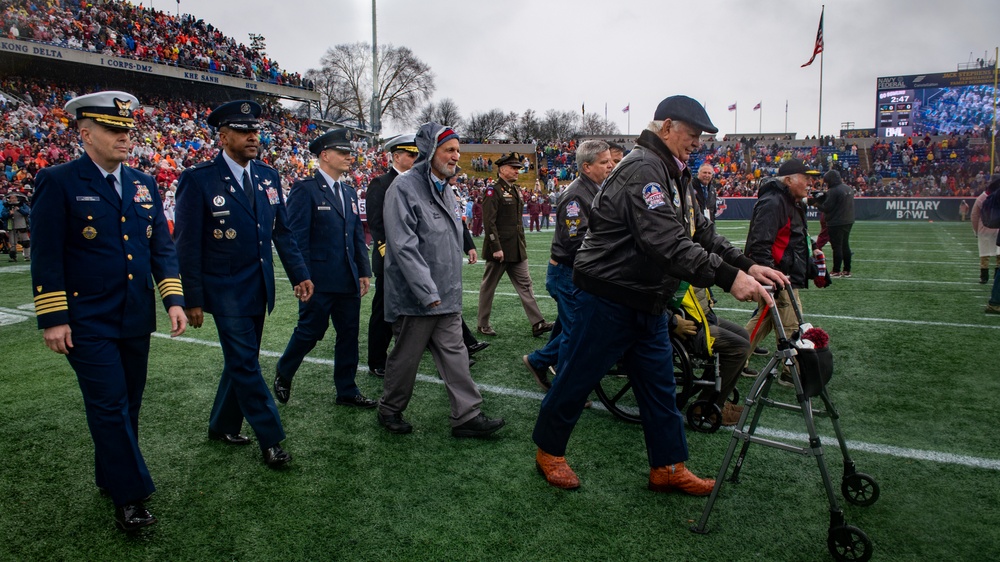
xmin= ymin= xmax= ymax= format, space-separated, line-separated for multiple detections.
xmin=875 ymin=69 xmax=996 ymax=137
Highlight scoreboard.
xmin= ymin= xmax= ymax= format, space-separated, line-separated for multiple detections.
xmin=875 ymin=68 xmax=996 ymax=137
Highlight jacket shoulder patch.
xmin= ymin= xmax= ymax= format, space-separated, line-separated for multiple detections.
xmin=642 ymin=183 xmax=666 ymax=209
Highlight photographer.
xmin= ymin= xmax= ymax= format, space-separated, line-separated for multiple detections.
xmin=2 ymin=191 xmax=30 ymax=262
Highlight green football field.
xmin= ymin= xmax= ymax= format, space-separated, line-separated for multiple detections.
xmin=1 ymin=220 xmax=996 ymax=561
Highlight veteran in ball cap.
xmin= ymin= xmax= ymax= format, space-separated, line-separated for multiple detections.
xmin=477 ymin=151 xmax=553 ymax=338
xmin=174 ymin=99 xmax=313 ymax=469
xmin=742 ymin=158 xmax=823 ymax=374
xmin=365 ymin=133 xmax=418 ymax=377
xmin=30 ymin=90 xmax=187 ymax=531
xmin=532 ymin=95 xmax=789 ymax=493
xmin=273 ymin=129 xmax=375 ymax=409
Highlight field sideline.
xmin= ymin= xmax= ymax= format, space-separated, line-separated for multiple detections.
xmin=1 ymin=220 xmax=997 ymax=561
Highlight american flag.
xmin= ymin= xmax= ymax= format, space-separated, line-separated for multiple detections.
xmin=801 ymin=8 xmax=824 ymax=68
xmin=728 ymin=103 xmax=737 ymax=112
xmin=753 ymin=102 xmax=761 ymax=111
xmin=622 ymin=104 xmax=630 ymax=113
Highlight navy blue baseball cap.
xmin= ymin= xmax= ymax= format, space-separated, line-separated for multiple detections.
xmin=653 ymin=95 xmax=718 ymax=134
xmin=207 ymin=100 xmax=261 ymax=131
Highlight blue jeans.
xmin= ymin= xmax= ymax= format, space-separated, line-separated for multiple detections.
xmin=532 ymin=290 xmax=688 ymax=467
xmin=527 ymin=262 xmax=576 ymax=372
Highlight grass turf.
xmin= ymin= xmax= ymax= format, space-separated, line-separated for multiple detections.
xmin=1 ymin=220 xmax=997 ymax=561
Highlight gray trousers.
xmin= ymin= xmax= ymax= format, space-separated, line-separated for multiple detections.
xmin=477 ymin=259 xmax=544 ymax=328
xmin=378 ymin=312 xmax=482 ymax=427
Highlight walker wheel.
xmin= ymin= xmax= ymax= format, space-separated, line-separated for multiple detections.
xmin=842 ymin=472 xmax=880 ymax=506
xmin=686 ymin=400 xmax=721 ymax=433
xmin=828 ymin=525 xmax=872 ymax=562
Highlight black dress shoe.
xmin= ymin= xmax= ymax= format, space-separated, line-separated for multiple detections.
xmin=370 ymin=367 xmax=386 ymax=378
xmin=209 ymin=430 xmax=252 ymax=445
xmin=467 ymin=341 xmax=490 ymax=355
xmin=273 ymin=370 xmax=292 ymax=404
xmin=262 ymin=445 xmax=292 ymax=468
xmin=532 ymin=320 xmax=554 ymax=338
xmin=377 ymin=411 xmax=413 ymax=434
xmin=336 ymin=394 xmax=378 ymax=409
xmin=452 ymin=412 xmax=505 ymax=438
xmin=114 ymin=502 xmax=156 ymax=532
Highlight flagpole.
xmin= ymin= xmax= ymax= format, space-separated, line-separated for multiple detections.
xmin=628 ymin=102 xmax=631 ymax=136
xmin=734 ymin=106 xmax=737 ymax=136
xmin=785 ymin=100 xmax=789 ymax=134
xmin=817 ymin=4 xmax=825 ymax=139
xmin=759 ymin=104 xmax=763 ymax=134
xmin=992 ymin=47 xmax=998 ymax=176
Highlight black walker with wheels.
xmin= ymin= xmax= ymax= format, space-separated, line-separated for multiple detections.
xmin=690 ymin=286 xmax=879 ymax=562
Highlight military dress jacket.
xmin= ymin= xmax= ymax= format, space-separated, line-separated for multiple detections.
xmin=174 ymin=153 xmax=309 ymax=317
xmin=30 ymin=152 xmax=183 ymax=336
xmin=285 ymin=170 xmax=371 ymax=294
xmin=481 ymin=177 xmax=527 ymax=262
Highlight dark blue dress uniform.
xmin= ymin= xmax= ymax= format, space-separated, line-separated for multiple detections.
xmin=174 ymin=153 xmax=309 ymax=450
xmin=275 ymin=167 xmax=371 ymax=396
xmin=30 ymin=152 xmax=183 ymax=507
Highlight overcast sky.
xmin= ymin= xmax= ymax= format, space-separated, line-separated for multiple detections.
xmin=175 ymin=0 xmax=998 ymax=138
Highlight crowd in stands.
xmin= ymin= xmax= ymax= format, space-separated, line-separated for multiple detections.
xmin=691 ymin=133 xmax=995 ymax=198
xmin=2 ymin=75 xmax=996 ymax=214
xmin=2 ymin=0 xmax=308 ymax=88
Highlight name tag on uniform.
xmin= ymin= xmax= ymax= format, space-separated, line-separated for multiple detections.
xmin=76 ymin=196 xmax=101 ymax=201
xmin=212 ymin=210 xmax=230 ymax=217
xmin=317 ymin=205 xmax=331 ymax=211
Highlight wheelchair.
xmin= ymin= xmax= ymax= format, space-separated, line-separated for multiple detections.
xmin=593 ymin=312 xmax=739 ymax=433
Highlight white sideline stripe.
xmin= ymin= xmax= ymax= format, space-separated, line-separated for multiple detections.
xmin=150 ymin=331 xmax=1000 ymax=471
xmin=749 ymin=427 xmax=1000 ymax=471
xmin=713 ymin=307 xmax=1000 ymax=329
xmin=0 ymin=306 xmax=34 ymax=317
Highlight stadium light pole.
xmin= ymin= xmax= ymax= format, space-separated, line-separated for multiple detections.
xmin=370 ymin=0 xmax=381 ymax=137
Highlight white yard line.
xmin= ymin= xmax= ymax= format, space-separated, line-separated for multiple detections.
xmin=149 ymin=331 xmax=1000 ymax=471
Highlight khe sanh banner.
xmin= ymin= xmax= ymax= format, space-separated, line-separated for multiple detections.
xmin=0 ymin=37 xmax=318 ymax=101
xmin=715 ymin=197 xmax=972 ymax=221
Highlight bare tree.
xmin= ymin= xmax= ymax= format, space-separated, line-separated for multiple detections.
xmin=539 ymin=110 xmax=579 ymax=141
xmin=465 ymin=109 xmax=513 ymax=141
xmin=434 ymin=98 xmax=463 ymax=128
xmin=306 ymin=42 xmax=435 ymax=131
xmin=414 ymin=103 xmax=436 ymax=125
xmin=580 ymin=113 xmax=621 ymax=136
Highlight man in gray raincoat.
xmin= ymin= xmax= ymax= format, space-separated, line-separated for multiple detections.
xmin=377 ymin=122 xmax=505 ymax=439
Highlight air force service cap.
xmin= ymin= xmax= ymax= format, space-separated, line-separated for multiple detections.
xmin=384 ymin=133 xmax=418 ymax=154
xmin=653 ymin=95 xmax=718 ymax=134
xmin=64 ymin=90 xmax=139 ymax=130
xmin=309 ymin=128 xmax=354 ymax=155
xmin=207 ymin=100 xmax=262 ymax=131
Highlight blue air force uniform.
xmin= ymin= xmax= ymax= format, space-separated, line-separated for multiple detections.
xmin=275 ymin=155 xmax=372 ymax=397
xmin=31 ymin=120 xmax=183 ymax=506
xmin=174 ymin=102 xmax=309 ymax=451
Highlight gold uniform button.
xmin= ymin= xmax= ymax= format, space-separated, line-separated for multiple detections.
xmin=127 ymin=254 xmax=133 ymax=260
xmin=121 ymin=217 xmax=126 ymax=223
xmin=73 ymin=292 xmax=79 ymax=297
xmin=87 ymin=215 xmax=93 ymax=220
xmin=128 ymin=274 xmax=134 ymax=280
xmin=123 ymin=235 xmax=129 ymax=241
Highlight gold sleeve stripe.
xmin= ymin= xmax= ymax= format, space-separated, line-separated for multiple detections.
xmin=157 ymin=278 xmax=182 ymax=289
xmin=35 ymin=303 xmax=69 ymax=315
xmin=157 ymin=278 xmax=184 ymax=298
xmin=34 ymin=291 xmax=67 ymax=302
